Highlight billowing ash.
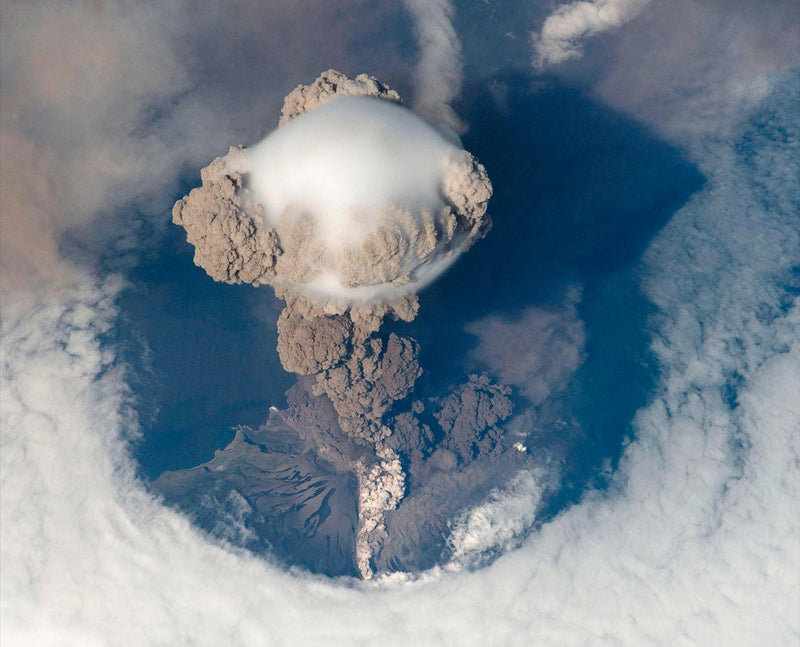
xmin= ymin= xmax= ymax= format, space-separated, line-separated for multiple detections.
xmin=169 ymin=71 xmax=524 ymax=579
xmin=173 ymin=71 xmax=491 ymax=305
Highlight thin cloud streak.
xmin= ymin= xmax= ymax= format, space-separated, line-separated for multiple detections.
xmin=404 ymin=0 xmax=464 ymax=132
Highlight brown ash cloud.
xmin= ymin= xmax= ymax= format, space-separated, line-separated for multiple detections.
xmin=168 ymin=70 xmax=531 ymax=578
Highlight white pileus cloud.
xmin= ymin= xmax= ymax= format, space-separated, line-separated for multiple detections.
xmin=242 ymin=95 xmax=483 ymax=301
xmin=248 ymin=98 xmax=456 ymax=245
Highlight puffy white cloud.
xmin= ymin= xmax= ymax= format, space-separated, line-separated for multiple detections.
xmin=446 ymin=470 xmax=544 ymax=570
xmin=531 ymin=0 xmax=651 ymax=68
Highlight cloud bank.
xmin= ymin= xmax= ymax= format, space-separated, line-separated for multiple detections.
xmin=4 ymin=84 xmax=798 ymax=637
xmin=2 ymin=0 xmax=799 ymax=644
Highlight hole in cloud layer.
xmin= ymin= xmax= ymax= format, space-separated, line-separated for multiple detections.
xmin=143 ymin=72 xmax=705 ymax=579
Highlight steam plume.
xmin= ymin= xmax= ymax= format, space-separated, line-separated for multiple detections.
xmin=404 ymin=0 xmax=464 ymax=132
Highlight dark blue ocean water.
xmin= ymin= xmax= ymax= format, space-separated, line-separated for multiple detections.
xmin=121 ymin=73 xmax=703 ymax=519
xmin=117 ymin=231 xmax=293 ymax=479
xmin=398 ymin=73 xmax=703 ymax=515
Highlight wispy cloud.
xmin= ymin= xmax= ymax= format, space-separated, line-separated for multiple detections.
xmin=404 ymin=0 xmax=464 ymax=132
xmin=531 ymin=0 xmax=650 ymax=68
xmin=466 ymin=286 xmax=586 ymax=407
xmin=591 ymin=0 xmax=800 ymax=143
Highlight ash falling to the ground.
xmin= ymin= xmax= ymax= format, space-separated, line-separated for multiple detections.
xmin=158 ymin=71 xmax=539 ymax=579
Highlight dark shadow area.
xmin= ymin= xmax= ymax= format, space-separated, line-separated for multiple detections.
xmin=391 ymin=69 xmax=704 ymax=513
xmin=537 ymin=268 xmax=662 ymax=519
xmin=396 ymin=71 xmax=702 ymax=376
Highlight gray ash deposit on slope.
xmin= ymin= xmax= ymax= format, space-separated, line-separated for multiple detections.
xmin=165 ymin=70 xmax=542 ymax=578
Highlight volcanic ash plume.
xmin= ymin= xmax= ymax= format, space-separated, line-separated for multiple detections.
xmin=173 ymin=70 xmax=492 ymax=444
xmin=173 ymin=70 xmax=492 ymax=577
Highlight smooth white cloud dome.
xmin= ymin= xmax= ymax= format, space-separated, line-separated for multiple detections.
xmin=244 ymin=95 xmax=460 ymax=250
